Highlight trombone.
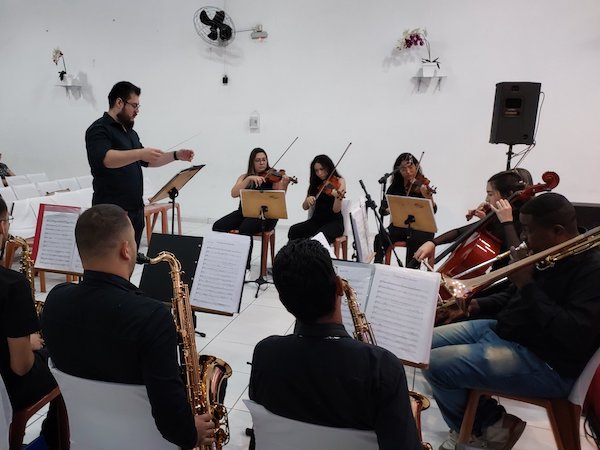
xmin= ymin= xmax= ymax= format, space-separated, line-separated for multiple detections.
xmin=439 ymin=226 xmax=600 ymax=314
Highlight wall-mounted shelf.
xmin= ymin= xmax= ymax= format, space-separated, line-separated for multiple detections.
xmin=412 ymin=72 xmax=447 ymax=91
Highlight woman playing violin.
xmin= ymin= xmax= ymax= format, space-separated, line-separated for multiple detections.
xmin=288 ymin=154 xmax=346 ymax=243
xmin=374 ymin=153 xmax=437 ymax=268
xmin=213 ymin=147 xmax=290 ymax=236
xmin=414 ymin=168 xmax=532 ymax=268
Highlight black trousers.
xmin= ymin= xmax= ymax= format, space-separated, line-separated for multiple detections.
xmin=213 ymin=209 xmax=278 ymax=235
xmin=127 ymin=207 xmax=145 ymax=249
xmin=373 ymin=225 xmax=434 ymax=267
xmin=288 ymin=216 xmax=344 ymax=244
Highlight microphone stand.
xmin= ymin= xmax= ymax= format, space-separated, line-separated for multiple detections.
xmin=359 ymin=180 xmax=403 ymax=267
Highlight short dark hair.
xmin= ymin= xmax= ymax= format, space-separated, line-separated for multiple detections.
xmin=75 ymin=204 xmax=132 ymax=261
xmin=273 ymin=239 xmax=337 ymax=323
xmin=0 ymin=197 xmax=7 ymax=216
xmin=108 ymin=81 xmax=141 ymax=108
xmin=520 ymin=192 xmax=578 ymax=233
xmin=488 ymin=168 xmax=532 ymax=199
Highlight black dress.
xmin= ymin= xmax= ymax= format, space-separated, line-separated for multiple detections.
xmin=373 ymin=182 xmax=436 ymax=267
xmin=288 ymin=193 xmax=344 ymax=244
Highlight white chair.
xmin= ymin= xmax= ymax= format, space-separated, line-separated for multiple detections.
xmin=36 ymin=180 xmax=62 ymax=196
xmin=56 ymin=177 xmax=81 ymax=192
xmin=11 ymin=183 xmax=42 ymax=200
xmin=75 ymin=175 xmax=93 ymax=189
xmin=52 ymin=191 xmax=86 ymax=208
xmin=26 ymin=172 xmax=49 ymax=184
xmin=0 ymin=375 xmax=12 ymax=450
xmin=50 ymin=363 xmax=178 ymax=450
xmin=458 ymin=345 xmax=600 ymax=450
xmin=9 ymin=199 xmax=37 ymax=239
xmin=244 ymin=399 xmax=378 ymax=450
xmin=4 ymin=175 xmax=29 ymax=187
xmin=0 ymin=186 xmax=16 ymax=211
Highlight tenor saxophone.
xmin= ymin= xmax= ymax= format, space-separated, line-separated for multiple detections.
xmin=141 ymin=252 xmax=232 ymax=449
xmin=341 ymin=279 xmax=433 ymax=450
xmin=7 ymin=235 xmax=44 ymax=316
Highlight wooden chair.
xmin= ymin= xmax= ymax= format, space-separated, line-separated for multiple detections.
xmin=384 ymin=241 xmax=407 ymax=265
xmin=230 ymin=229 xmax=276 ymax=278
xmin=144 ymin=202 xmax=181 ymax=245
xmin=457 ymin=346 xmax=600 ymax=450
xmin=333 ymin=236 xmax=348 ymax=260
xmin=9 ymin=386 xmax=69 ymax=450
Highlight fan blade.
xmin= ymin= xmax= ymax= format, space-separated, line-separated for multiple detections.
xmin=199 ymin=10 xmax=213 ymax=26
xmin=208 ymin=28 xmax=218 ymax=41
xmin=219 ymin=24 xmax=233 ymax=41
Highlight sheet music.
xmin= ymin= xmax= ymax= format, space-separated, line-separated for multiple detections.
xmin=190 ymin=231 xmax=251 ymax=314
xmin=364 ymin=265 xmax=440 ymax=365
xmin=332 ymin=260 xmax=375 ymax=336
xmin=34 ymin=210 xmax=82 ymax=272
xmin=349 ymin=200 xmax=372 ymax=263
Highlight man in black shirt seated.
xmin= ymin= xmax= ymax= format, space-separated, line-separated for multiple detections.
xmin=249 ymin=239 xmax=422 ymax=450
xmin=0 ymin=197 xmax=59 ymax=447
xmin=425 ymin=193 xmax=600 ymax=450
xmin=42 ymin=204 xmax=214 ymax=449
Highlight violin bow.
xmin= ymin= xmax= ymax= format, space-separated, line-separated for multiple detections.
xmin=165 ymin=131 xmax=204 ymax=152
xmin=270 ymin=136 xmax=299 ymax=168
xmin=315 ymin=142 xmax=352 ymax=199
xmin=405 ymin=151 xmax=425 ymax=195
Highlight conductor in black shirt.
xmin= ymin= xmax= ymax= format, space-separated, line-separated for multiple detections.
xmin=249 ymin=239 xmax=421 ymax=450
xmin=85 ymin=81 xmax=195 ymax=247
xmin=42 ymin=204 xmax=214 ymax=449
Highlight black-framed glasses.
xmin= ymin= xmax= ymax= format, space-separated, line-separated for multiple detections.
xmin=0 ymin=216 xmax=14 ymax=224
xmin=123 ymin=100 xmax=141 ymax=110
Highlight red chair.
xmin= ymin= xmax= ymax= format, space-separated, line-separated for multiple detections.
xmin=384 ymin=241 xmax=407 ymax=265
xmin=9 ymin=386 xmax=69 ymax=450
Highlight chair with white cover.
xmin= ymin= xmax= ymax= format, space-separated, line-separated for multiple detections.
xmin=50 ymin=362 xmax=178 ymax=450
xmin=0 ymin=375 xmax=12 ymax=450
xmin=243 ymin=399 xmax=378 ymax=450
xmin=75 ymin=175 xmax=93 ymax=189
xmin=11 ymin=184 xmax=42 ymax=201
xmin=56 ymin=178 xmax=81 ymax=192
xmin=26 ymin=173 xmax=49 ymax=184
xmin=457 ymin=345 xmax=600 ymax=450
xmin=0 ymin=187 xmax=16 ymax=212
xmin=4 ymin=175 xmax=30 ymax=187
xmin=36 ymin=180 xmax=62 ymax=196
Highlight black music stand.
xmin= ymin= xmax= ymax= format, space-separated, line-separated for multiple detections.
xmin=139 ymin=233 xmax=207 ymax=337
xmin=387 ymin=194 xmax=437 ymax=267
xmin=240 ymin=189 xmax=287 ymax=297
xmin=148 ymin=165 xmax=205 ymax=234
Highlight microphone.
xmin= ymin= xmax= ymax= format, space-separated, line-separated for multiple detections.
xmin=378 ymin=168 xmax=399 ymax=184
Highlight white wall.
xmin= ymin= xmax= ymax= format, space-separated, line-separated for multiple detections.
xmin=1 ymin=0 xmax=599 ymax=233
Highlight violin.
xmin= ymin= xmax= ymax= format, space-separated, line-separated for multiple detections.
xmin=405 ymin=174 xmax=437 ymax=196
xmin=319 ymin=175 xmax=345 ymax=199
xmin=263 ymin=168 xmax=298 ymax=184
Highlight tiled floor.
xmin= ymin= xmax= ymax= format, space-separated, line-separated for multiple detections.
xmin=22 ymin=221 xmax=598 ymax=449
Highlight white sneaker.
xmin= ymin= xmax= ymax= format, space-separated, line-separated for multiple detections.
xmin=482 ymin=413 xmax=526 ymax=449
xmin=440 ymin=430 xmax=496 ymax=450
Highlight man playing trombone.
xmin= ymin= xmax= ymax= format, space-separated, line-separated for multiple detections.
xmin=424 ymin=193 xmax=600 ymax=450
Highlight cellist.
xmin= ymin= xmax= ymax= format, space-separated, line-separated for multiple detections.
xmin=414 ymin=168 xmax=532 ymax=269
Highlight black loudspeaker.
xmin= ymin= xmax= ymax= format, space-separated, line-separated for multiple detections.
xmin=489 ymin=82 xmax=541 ymax=145
xmin=573 ymin=203 xmax=600 ymax=232
xmin=139 ymin=233 xmax=203 ymax=303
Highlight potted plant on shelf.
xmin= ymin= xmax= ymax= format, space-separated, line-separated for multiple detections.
xmin=52 ymin=48 xmax=69 ymax=83
xmin=396 ymin=28 xmax=440 ymax=77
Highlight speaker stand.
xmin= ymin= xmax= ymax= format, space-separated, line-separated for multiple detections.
xmin=505 ymin=144 xmax=514 ymax=170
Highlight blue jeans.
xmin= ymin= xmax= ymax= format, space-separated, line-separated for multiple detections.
xmin=422 ymin=320 xmax=575 ymax=434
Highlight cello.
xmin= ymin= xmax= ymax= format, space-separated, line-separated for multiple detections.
xmin=434 ymin=171 xmax=559 ymax=291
